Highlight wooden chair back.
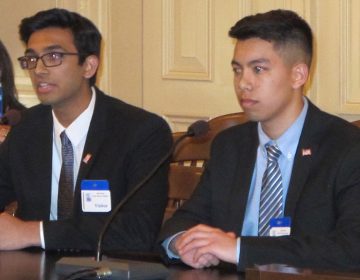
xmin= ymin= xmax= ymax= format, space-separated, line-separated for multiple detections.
xmin=164 ymin=112 xmax=248 ymax=222
xmin=352 ymin=120 xmax=360 ymax=128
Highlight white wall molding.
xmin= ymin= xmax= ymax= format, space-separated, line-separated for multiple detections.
xmin=164 ymin=113 xmax=209 ymax=132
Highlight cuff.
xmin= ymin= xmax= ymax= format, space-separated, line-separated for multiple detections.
xmin=236 ymin=237 xmax=241 ymax=264
xmin=162 ymin=231 xmax=185 ymax=259
xmin=39 ymin=221 xmax=45 ymax=249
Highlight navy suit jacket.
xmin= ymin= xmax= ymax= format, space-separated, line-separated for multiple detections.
xmin=0 ymin=88 xmax=172 ymax=252
xmin=159 ymin=101 xmax=360 ymax=271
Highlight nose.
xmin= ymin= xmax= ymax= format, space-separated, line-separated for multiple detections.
xmin=33 ymin=58 xmax=48 ymax=75
xmin=235 ymin=70 xmax=252 ymax=92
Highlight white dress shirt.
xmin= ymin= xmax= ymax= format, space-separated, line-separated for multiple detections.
xmin=40 ymin=87 xmax=96 ymax=248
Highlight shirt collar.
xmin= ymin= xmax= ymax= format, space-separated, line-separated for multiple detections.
xmin=258 ymin=97 xmax=308 ymax=159
xmin=53 ymin=87 xmax=96 ymax=146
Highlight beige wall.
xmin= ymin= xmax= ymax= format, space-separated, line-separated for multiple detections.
xmin=1 ymin=0 xmax=360 ymax=131
xmin=0 ymin=0 xmax=55 ymax=107
xmin=0 ymin=0 xmax=143 ymax=108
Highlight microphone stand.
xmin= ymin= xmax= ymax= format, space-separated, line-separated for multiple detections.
xmin=96 ymin=132 xmax=191 ymax=262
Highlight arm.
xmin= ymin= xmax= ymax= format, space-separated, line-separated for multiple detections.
xmin=159 ymin=158 xmax=217 ymax=242
xmin=158 ymin=129 xmax=247 ymax=266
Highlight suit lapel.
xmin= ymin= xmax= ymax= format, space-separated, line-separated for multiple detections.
xmin=74 ymin=89 xmax=108 ymax=197
xmin=227 ymin=123 xmax=258 ymax=233
xmin=285 ymin=102 xmax=322 ymax=217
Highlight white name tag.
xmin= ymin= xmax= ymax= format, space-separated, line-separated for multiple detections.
xmin=81 ymin=180 xmax=111 ymax=212
xmin=269 ymin=226 xmax=291 ymax=237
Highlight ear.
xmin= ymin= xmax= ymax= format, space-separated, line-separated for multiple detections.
xmin=82 ymin=55 xmax=99 ymax=80
xmin=291 ymin=63 xmax=309 ymax=89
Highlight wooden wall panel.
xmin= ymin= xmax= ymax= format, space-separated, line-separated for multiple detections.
xmin=340 ymin=0 xmax=360 ymax=114
xmin=162 ymin=0 xmax=212 ymax=81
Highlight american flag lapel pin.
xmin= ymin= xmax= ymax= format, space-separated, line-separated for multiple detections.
xmin=301 ymin=148 xmax=312 ymax=156
xmin=83 ymin=153 xmax=92 ymax=164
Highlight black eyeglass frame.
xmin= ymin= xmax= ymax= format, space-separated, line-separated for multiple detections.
xmin=17 ymin=52 xmax=81 ymax=70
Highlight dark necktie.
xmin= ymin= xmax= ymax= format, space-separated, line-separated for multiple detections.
xmin=58 ymin=131 xmax=74 ymax=220
xmin=258 ymin=144 xmax=283 ymax=236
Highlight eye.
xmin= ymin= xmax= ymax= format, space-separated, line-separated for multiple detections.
xmin=254 ymin=66 xmax=265 ymax=74
xmin=48 ymin=52 xmax=62 ymax=61
xmin=232 ymin=67 xmax=242 ymax=75
xmin=28 ymin=56 xmax=38 ymax=63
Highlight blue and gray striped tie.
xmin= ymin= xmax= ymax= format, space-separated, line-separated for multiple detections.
xmin=258 ymin=144 xmax=283 ymax=236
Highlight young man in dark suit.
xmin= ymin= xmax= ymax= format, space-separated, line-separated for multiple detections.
xmin=0 ymin=8 xmax=172 ymax=252
xmin=159 ymin=9 xmax=360 ymax=271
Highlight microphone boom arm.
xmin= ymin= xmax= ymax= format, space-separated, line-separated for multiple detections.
xmin=96 ymin=132 xmax=193 ymax=261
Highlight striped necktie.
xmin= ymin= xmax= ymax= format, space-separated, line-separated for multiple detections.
xmin=258 ymin=144 xmax=283 ymax=236
xmin=58 ymin=131 xmax=74 ymax=220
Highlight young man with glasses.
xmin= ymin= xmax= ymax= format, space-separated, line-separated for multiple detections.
xmin=0 ymin=8 xmax=172 ymax=252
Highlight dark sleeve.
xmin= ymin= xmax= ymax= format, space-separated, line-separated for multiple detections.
xmin=157 ymin=124 xmax=253 ymax=244
xmin=0 ymin=133 xmax=17 ymax=210
xmin=239 ymin=142 xmax=360 ymax=271
xmin=43 ymin=115 xmax=172 ymax=252
xmin=158 ymin=133 xmax=224 ymax=242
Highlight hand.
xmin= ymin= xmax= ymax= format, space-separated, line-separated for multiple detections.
xmin=175 ymin=224 xmax=237 ymax=268
xmin=177 ymin=246 xmax=220 ymax=269
xmin=0 ymin=212 xmax=41 ymax=250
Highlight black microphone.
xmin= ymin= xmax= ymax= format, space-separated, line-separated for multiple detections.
xmin=0 ymin=109 xmax=21 ymax=125
xmin=56 ymin=120 xmax=210 ymax=279
xmin=186 ymin=120 xmax=210 ymax=137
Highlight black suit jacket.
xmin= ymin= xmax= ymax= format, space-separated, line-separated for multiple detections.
xmin=0 ymin=88 xmax=172 ymax=252
xmin=159 ymin=101 xmax=360 ymax=271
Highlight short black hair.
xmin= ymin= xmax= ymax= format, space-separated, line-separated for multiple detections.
xmin=229 ymin=9 xmax=313 ymax=67
xmin=19 ymin=8 xmax=101 ymax=86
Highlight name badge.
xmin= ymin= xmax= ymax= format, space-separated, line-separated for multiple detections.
xmin=81 ymin=180 xmax=111 ymax=212
xmin=269 ymin=217 xmax=291 ymax=237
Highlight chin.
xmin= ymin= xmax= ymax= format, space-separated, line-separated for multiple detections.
xmin=38 ymin=99 xmax=50 ymax=105
xmin=38 ymin=98 xmax=55 ymax=106
xmin=243 ymin=111 xmax=261 ymax=122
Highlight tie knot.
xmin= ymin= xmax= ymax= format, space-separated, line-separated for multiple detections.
xmin=266 ymin=144 xmax=281 ymax=161
xmin=60 ymin=131 xmax=71 ymax=146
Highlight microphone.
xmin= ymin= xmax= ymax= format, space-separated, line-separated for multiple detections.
xmin=56 ymin=120 xmax=210 ymax=279
xmin=0 ymin=109 xmax=21 ymax=125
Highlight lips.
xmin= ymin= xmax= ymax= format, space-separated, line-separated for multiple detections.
xmin=240 ymin=98 xmax=258 ymax=109
xmin=36 ymin=82 xmax=55 ymax=94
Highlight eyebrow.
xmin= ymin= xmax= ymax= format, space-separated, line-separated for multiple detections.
xmin=231 ymin=58 xmax=270 ymax=67
xmin=231 ymin=60 xmax=241 ymax=67
xmin=25 ymin=45 xmax=65 ymax=55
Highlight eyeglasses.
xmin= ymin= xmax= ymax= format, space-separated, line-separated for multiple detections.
xmin=17 ymin=52 xmax=80 ymax=70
